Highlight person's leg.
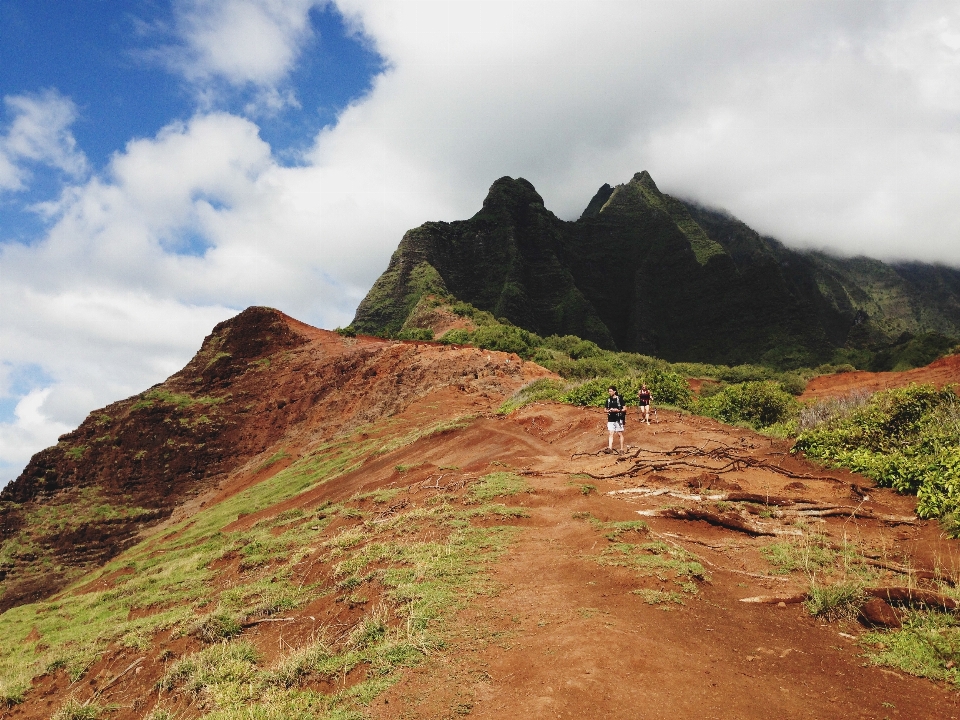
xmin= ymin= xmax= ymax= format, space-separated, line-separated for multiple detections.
xmin=608 ymin=427 xmax=614 ymax=450
xmin=618 ymin=429 xmax=624 ymax=451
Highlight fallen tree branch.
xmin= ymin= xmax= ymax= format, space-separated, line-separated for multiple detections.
xmin=774 ymin=507 xmax=916 ymax=524
xmin=739 ymin=594 xmax=808 ymax=604
xmin=636 ymin=507 xmax=776 ymax=536
xmin=865 ymin=587 xmax=958 ymax=611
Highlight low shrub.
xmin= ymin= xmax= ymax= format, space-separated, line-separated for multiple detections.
xmin=470 ymin=324 xmax=542 ymax=357
xmin=396 ymin=327 xmax=434 ymax=341
xmin=695 ymin=381 xmax=797 ymax=429
xmin=794 ymin=384 xmax=960 ymax=518
xmin=439 ymin=328 xmax=471 ymax=344
xmin=560 ymin=372 xmax=692 ymax=409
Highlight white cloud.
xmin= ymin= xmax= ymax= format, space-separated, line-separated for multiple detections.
xmin=6 ymin=0 xmax=960 ymax=484
xmin=0 ymin=89 xmax=88 ymax=192
xmin=166 ymin=0 xmax=325 ymax=104
xmin=0 ymin=389 xmax=72 ymax=479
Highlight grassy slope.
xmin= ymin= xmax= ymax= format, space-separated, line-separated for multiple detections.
xmin=0 ymin=418 xmax=531 ymax=718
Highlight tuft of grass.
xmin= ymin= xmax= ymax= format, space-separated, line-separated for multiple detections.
xmin=51 ymin=698 xmax=103 ymax=720
xmin=394 ymin=463 xmax=423 ymax=474
xmin=806 ymin=582 xmax=865 ymax=621
xmin=761 ymin=537 xmax=836 ymax=575
xmin=574 ymin=512 xmax=647 ymax=541
xmin=64 ymin=445 xmax=88 ymax=461
xmin=632 ymin=588 xmax=685 ymax=606
xmin=466 ymin=472 xmax=531 ymax=503
xmin=497 ymin=378 xmax=568 ymax=414
xmin=256 ymin=450 xmax=290 ymax=472
xmin=0 ymin=675 xmax=28 ymax=707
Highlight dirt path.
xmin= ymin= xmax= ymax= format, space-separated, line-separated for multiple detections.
xmin=8 ymin=398 xmax=960 ymax=719
xmin=368 ymin=405 xmax=960 ymax=720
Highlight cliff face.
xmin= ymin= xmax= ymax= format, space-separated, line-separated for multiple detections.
xmin=352 ymin=171 xmax=960 ymax=367
xmin=351 ymin=176 xmax=614 ymax=347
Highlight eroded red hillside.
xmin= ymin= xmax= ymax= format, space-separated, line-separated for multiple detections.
xmin=801 ymin=353 xmax=960 ymax=401
xmin=0 ymin=307 xmax=549 ymax=611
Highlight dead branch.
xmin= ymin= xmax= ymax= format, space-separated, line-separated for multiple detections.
xmin=650 ymin=531 xmax=789 ymax=581
xmin=739 ymin=594 xmax=808 ymax=604
xmin=636 ymin=507 xmax=776 ymax=536
xmin=865 ymin=587 xmax=958 ymax=611
xmin=773 ymin=507 xmax=916 ymax=524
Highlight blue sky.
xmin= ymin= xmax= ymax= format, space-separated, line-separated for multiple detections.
xmin=3 ymin=0 xmax=960 ymax=484
xmin=0 ymin=0 xmax=382 ymax=242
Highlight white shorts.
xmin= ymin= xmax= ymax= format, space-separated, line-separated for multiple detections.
xmin=607 ymin=421 xmax=624 ymax=432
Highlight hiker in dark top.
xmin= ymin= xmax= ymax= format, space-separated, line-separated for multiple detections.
xmin=605 ymin=386 xmax=625 ymax=452
xmin=637 ymin=383 xmax=652 ymax=425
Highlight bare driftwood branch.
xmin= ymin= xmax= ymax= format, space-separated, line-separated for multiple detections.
xmin=636 ymin=507 xmax=776 ymax=536
xmin=739 ymin=594 xmax=808 ymax=604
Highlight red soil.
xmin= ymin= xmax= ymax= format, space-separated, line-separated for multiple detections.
xmin=802 ymin=354 xmax=960 ymax=401
xmin=5 ymin=312 xmax=960 ymax=719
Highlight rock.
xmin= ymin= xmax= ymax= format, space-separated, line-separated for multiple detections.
xmin=859 ymin=598 xmax=902 ymax=628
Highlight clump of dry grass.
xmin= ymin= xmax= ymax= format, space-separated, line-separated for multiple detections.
xmin=797 ymin=389 xmax=873 ymax=432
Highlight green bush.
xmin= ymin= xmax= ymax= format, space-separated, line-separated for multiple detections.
xmin=560 ymin=372 xmax=692 ymax=409
xmin=695 ymin=381 xmax=796 ymax=429
xmin=439 ymin=328 xmax=471 ymax=344
xmin=470 ymin=324 xmax=542 ymax=357
xmin=793 ymin=384 xmax=960 ymax=518
xmin=396 ymin=327 xmax=434 ymax=341
xmin=541 ymin=335 xmax=602 ymax=359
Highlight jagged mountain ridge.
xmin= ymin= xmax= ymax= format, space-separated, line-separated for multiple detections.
xmin=352 ymin=171 xmax=960 ymax=367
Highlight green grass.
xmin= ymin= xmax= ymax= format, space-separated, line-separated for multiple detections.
xmin=466 ymin=472 xmax=530 ymax=503
xmin=132 ymin=388 xmax=227 ymax=411
xmin=631 ymin=588 xmax=685 ymax=606
xmin=51 ymin=699 xmax=105 ymax=720
xmin=760 ymin=538 xmax=837 ymax=576
xmin=863 ymin=609 xmax=960 ymax=686
xmin=576 ymin=514 xmax=706 ymax=599
xmin=0 ymin=419 xmax=528 ymax=718
xmin=805 ymin=582 xmax=865 ymax=621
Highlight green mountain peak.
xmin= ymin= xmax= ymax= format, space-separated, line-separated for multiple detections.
xmin=353 ymin=172 xmax=960 ymax=368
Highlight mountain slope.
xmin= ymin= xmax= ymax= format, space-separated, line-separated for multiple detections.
xmin=0 ymin=307 xmax=549 ymax=612
xmin=2 ymin=310 xmax=960 ymax=719
xmin=352 ymin=172 xmax=960 ymax=368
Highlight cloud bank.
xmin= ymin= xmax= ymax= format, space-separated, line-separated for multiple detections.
xmin=3 ymin=0 xmax=960 ymax=482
